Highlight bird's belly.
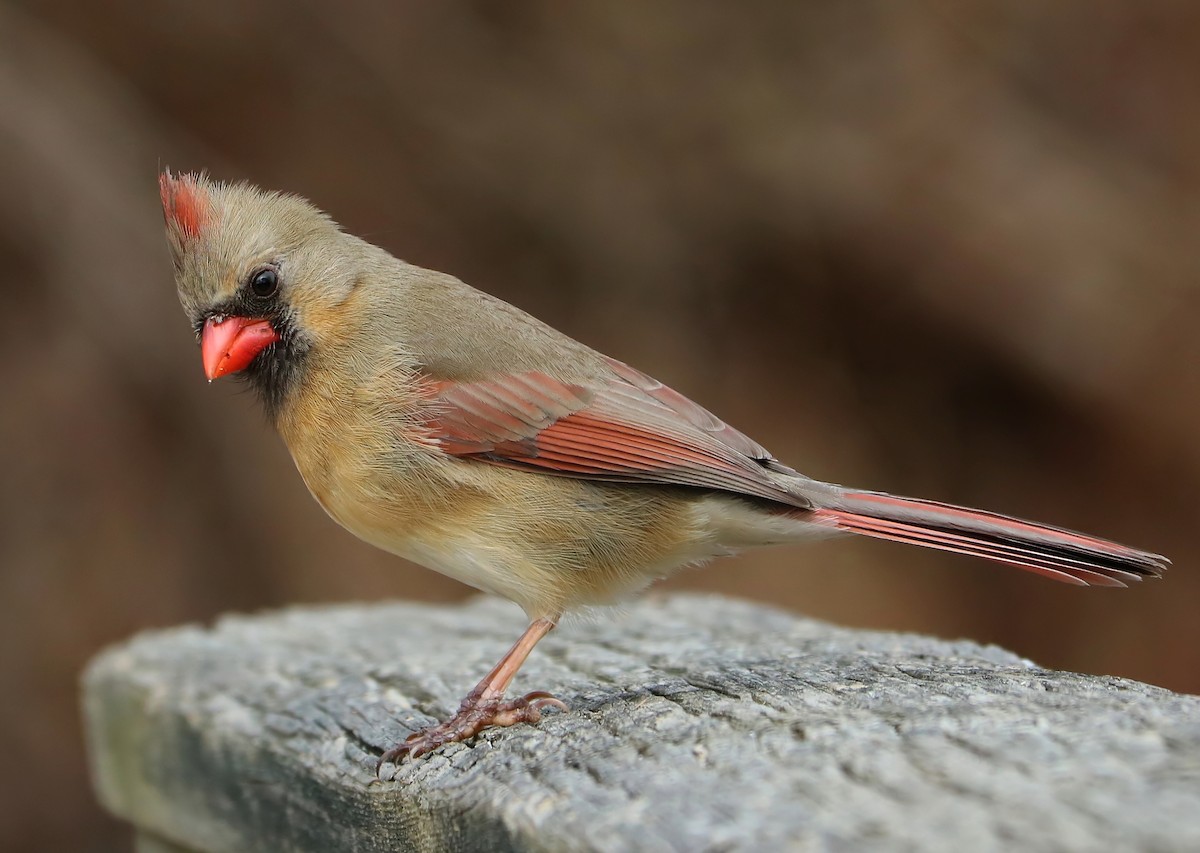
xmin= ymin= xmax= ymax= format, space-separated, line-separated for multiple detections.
xmin=300 ymin=455 xmax=724 ymax=617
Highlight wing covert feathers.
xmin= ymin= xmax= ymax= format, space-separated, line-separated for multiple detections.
xmin=426 ymin=359 xmax=811 ymax=506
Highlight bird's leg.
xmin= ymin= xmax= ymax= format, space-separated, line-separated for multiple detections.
xmin=377 ymin=616 xmax=566 ymax=770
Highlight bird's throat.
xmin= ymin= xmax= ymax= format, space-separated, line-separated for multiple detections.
xmin=241 ymin=323 xmax=309 ymax=424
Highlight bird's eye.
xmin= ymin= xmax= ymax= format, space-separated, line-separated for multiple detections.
xmin=249 ymin=268 xmax=279 ymax=298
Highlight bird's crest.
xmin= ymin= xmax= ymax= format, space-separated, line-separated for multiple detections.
xmin=158 ymin=169 xmax=210 ymax=240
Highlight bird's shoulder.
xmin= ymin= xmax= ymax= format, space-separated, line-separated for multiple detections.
xmin=380 ymin=263 xmax=613 ymax=384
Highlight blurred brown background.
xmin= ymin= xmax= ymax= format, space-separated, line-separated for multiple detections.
xmin=2 ymin=1 xmax=1198 ymax=849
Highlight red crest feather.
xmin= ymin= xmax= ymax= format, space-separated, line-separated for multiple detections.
xmin=158 ymin=170 xmax=209 ymax=239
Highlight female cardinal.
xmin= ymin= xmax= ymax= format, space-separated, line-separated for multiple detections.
xmin=159 ymin=171 xmax=1167 ymax=768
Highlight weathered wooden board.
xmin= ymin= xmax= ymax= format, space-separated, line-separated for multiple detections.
xmin=85 ymin=595 xmax=1200 ymax=852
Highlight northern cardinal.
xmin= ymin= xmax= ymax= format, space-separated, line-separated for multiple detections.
xmin=159 ymin=171 xmax=1167 ymax=769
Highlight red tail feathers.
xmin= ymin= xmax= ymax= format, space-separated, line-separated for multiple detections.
xmin=809 ymin=490 xmax=1168 ymax=587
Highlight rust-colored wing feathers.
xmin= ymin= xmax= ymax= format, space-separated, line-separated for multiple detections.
xmin=426 ymin=358 xmax=810 ymax=507
xmin=423 ymin=358 xmax=1167 ymax=589
xmin=600 ymin=358 xmax=775 ymax=463
xmin=428 ymin=371 xmax=593 ymax=457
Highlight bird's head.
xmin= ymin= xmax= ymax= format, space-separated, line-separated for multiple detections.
xmin=159 ymin=170 xmax=360 ymax=417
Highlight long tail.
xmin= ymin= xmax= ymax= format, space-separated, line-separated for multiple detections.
xmin=807 ymin=489 xmax=1168 ymax=587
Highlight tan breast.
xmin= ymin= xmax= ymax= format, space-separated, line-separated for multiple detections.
xmin=273 ymin=352 xmax=729 ymax=617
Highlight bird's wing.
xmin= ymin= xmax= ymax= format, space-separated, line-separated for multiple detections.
xmin=424 ymin=357 xmax=810 ymax=507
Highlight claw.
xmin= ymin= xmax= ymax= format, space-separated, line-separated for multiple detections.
xmin=376 ymin=690 xmax=568 ymax=774
xmin=377 ymin=618 xmax=563 ymax=777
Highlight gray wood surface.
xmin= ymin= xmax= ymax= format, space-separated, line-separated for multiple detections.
xmin=84 ymin=594 xmax=1200 ymax=852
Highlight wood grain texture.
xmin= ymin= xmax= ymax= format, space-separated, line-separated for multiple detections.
xmin=84 ymin=595 xmax=1200 ymax=852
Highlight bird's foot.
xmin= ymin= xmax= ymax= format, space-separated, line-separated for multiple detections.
xmin=377 ymin=690 xmax=567 ymax=772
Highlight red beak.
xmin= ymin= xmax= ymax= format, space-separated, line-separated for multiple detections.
xmin=201 ymin=315 xmax=280 ymax=380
